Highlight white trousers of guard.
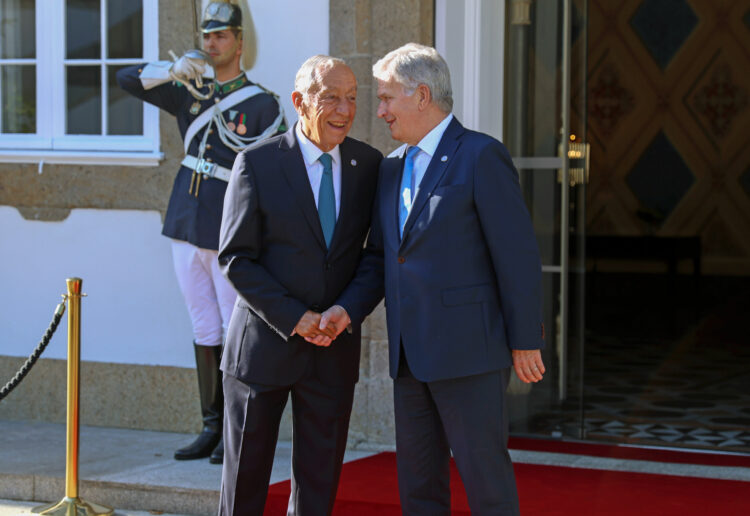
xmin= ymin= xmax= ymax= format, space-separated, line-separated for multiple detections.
xmin=171 ymin=240 xmax=237 ymax=347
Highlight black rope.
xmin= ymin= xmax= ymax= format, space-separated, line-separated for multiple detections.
xmin=0 ymin=300 xmax=66 ymax=401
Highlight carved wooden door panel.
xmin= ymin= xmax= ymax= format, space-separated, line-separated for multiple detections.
xmin=582 ymin=0 xmax=750 ymax=275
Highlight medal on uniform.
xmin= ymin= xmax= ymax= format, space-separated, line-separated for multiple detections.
xmin=237 ymin=113 xmax=247 ymax=135
xmin=189 ymin=101 xmax=201 ymax=115
xmin=226 ymin=110 xmax=238 ymax=132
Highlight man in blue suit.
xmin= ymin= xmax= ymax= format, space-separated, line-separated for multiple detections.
xmin=317 ymin=43 xmax=545 ymax=515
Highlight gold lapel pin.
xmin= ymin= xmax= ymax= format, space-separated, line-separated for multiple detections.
xmin=351 ymin=159 xmax=357 ymax=166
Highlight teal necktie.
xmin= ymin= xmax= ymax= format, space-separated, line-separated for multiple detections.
xmin=399 ymin=146 xmax=421 ymax=238
xmin=318 ymin=153 xmax=336 ymax=247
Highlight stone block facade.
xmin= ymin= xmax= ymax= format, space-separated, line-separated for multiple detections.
xmin=0 ymin=1 xmax=433 ymax=450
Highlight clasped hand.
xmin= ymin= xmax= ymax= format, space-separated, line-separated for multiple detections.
xmin=293 ymin=306 xmax=351 ymax=347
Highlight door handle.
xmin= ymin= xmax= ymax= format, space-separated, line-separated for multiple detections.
xmin=557 ymin=141 xmax=590 ymax=186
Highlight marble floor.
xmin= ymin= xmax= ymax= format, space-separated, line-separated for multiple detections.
xmin=526 ymin=273 xmax=750 ymax=453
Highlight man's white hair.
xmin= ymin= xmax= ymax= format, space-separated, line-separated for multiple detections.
xmin=294 ymin=55 xmax=347 ymax=96
xmin=373 ymin=43 xmax=453 ymax=113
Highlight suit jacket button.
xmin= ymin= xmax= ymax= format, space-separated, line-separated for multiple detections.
xmin=398 ymin=256 xmax=405 ymax=264
xmin=325 ymin=263 xmax=331 ymax=271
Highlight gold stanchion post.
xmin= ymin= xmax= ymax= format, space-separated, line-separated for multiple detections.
xmin=33 ymin=278 xmax=114 ymax=516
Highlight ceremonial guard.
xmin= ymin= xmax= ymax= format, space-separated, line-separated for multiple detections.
xmin=116 ymin=0 xmax=285 ymax=465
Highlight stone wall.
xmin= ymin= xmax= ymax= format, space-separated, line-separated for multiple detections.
xmin=329 ymin=0 xmax=434 ymax=447
xmin=330 ymin=0 xmax=434 ymax=152
xmin=0 ymin=357 xmax=200 ymax=432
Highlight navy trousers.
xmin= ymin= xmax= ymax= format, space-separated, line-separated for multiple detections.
xmin=219 ymin=372 xmax=355 ymax=516
xmin=394 ymin=349 xmax=519 ymax=516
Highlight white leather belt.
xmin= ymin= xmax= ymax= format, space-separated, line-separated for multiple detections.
xmin=181 ymin=155 xmax=232 ymax=182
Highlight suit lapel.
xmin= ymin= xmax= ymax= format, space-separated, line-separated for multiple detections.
xmin=400 ymin=118 xmax=465 ymax=245
xmin=279 ymin=128 xmax=327 ymax=250
xmin=329 ymin=140 xmax=356 ymax=252
xmin=382 ymin=156 xmax=404 ymax=250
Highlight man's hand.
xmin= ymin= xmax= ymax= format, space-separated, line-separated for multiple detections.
xmin=294 ymin=310 xmax=337 ymax=347
xmin=320 ymin=305 xmax=351 ymax=337
xmin=170 ymin=52 xmax=207 ymax=85
xmin=512 ymin=349 xmax=545 ymax=383
xmin=304 ymin=305 xmax=351 ymax=346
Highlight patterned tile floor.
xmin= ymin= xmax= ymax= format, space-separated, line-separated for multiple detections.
xmin=526 ymin=274 xmax=750 ymax=453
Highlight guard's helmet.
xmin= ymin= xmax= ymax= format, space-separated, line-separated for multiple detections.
xmin=201 ymin=2 xmax=242 ymax=33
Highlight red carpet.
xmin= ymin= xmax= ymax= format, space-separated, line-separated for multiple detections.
xmin=265 ymin=448 xmax=750 ymax=515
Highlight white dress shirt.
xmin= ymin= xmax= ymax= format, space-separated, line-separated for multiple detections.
xmin=295 ymin=122 xmax=342 ymax=218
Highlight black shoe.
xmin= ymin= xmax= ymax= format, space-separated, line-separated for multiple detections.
xmin=175 ymin=343 xmax=225 ymax=461
xmin=209 ymin=437 xmax=223 ymax=464
xmin=174 ymin=429 xmax=221 ymax=460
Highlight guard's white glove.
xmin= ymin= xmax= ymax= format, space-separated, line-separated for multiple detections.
xmin=170 ymin=52 xmax=208 ymax=86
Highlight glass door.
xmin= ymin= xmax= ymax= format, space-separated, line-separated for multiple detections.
xmin=503 ymin=0 xmax=589 ymax=440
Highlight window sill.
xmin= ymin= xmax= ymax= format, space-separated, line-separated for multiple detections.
xmin=0 ymin=150 xmax=165 ymax=167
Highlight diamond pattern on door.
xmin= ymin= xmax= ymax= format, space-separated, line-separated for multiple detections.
xmin=629 ymin=0 xmax=698 ymax=70
xmin=587 ymin=0 xmax=750 ymax=274
xmin=626 ymin=132 xmax=695 ymax=222
xmin=686 ymin=57 xmax=748 ymax=142
xmin=588 ymin=62 xmax=635 ymax=139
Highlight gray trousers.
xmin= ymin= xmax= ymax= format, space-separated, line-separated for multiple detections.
xmin=394 ymin=352 xmax=519 ymax=516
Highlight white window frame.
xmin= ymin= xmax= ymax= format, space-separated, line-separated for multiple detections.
xmin=435 ymin=0 xmax=506 ymax=142
xmin=0 ymin=0 xmax=162 ymax=166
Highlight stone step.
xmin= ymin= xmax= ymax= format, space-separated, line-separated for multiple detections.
xmin=0 ymin=420 xmax=374 ymax=516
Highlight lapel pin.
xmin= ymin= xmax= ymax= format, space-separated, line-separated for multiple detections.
xmin=351 ymin=159 xmax=357 ymax=166
xmin=441 ymin=155 xmax=448 ymax=162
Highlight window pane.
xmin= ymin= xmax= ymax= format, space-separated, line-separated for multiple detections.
xmin=67 ymin=0 xmax=101 ymax=59
xmin=1 ymin=65 xmax=36 ymax=133
xmin=0 ymin=0 xmax=36 ymax=59
xmin=67 ymin=66 xmax=101 ymax=134
xmin=107 ymin=0 xmax=142 ymax=59
xmin=108 ymin=65 xmax=142 ymax=134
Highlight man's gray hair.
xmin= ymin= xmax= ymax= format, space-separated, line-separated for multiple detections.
xmin=373 ymin=43 xmax=453 ymax=113
xmin=294 ymin=55 xmax=347 ymax=96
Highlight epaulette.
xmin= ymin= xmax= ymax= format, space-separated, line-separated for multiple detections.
xmin=254 ymin=82 xmax=279 ymax=98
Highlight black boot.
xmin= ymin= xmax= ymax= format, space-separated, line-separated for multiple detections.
xmin=174 ymin=344 xmax=223 ymax=460
xmin=209 ymin=437 xmax=223 ymax=464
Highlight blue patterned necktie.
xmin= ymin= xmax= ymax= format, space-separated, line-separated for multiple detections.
xmin=399 ymin=146 xmax=421 ymax=238
xmin=318 ymin=152 xmax=336 ymax=247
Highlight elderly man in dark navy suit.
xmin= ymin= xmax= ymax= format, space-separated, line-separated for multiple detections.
xmin=320 ymin=43 xmax=546 ymax=515
xmin=217 ymin=55 xmax=382 ymax=515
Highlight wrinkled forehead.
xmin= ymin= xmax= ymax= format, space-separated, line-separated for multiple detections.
xmin=312 ymin=64 xmax=357 ymax=93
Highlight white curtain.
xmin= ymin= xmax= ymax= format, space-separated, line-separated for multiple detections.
xmin=0 ymin=0 xmax=36 ymax=133
xmin=1 ymin=0 xmax=34 ymax=59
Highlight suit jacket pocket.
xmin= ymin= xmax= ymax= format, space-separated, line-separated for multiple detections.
xmin=441 ymin=283 xmax=494 ymax=306
xmin=427 ymin=184 xmax=471 ymax=226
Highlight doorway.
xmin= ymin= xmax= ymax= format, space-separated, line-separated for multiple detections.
xmin=578 ymin=0 xmax=750 ymax=451
xmin=437 ymin=0 xmax=750 ymax=452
